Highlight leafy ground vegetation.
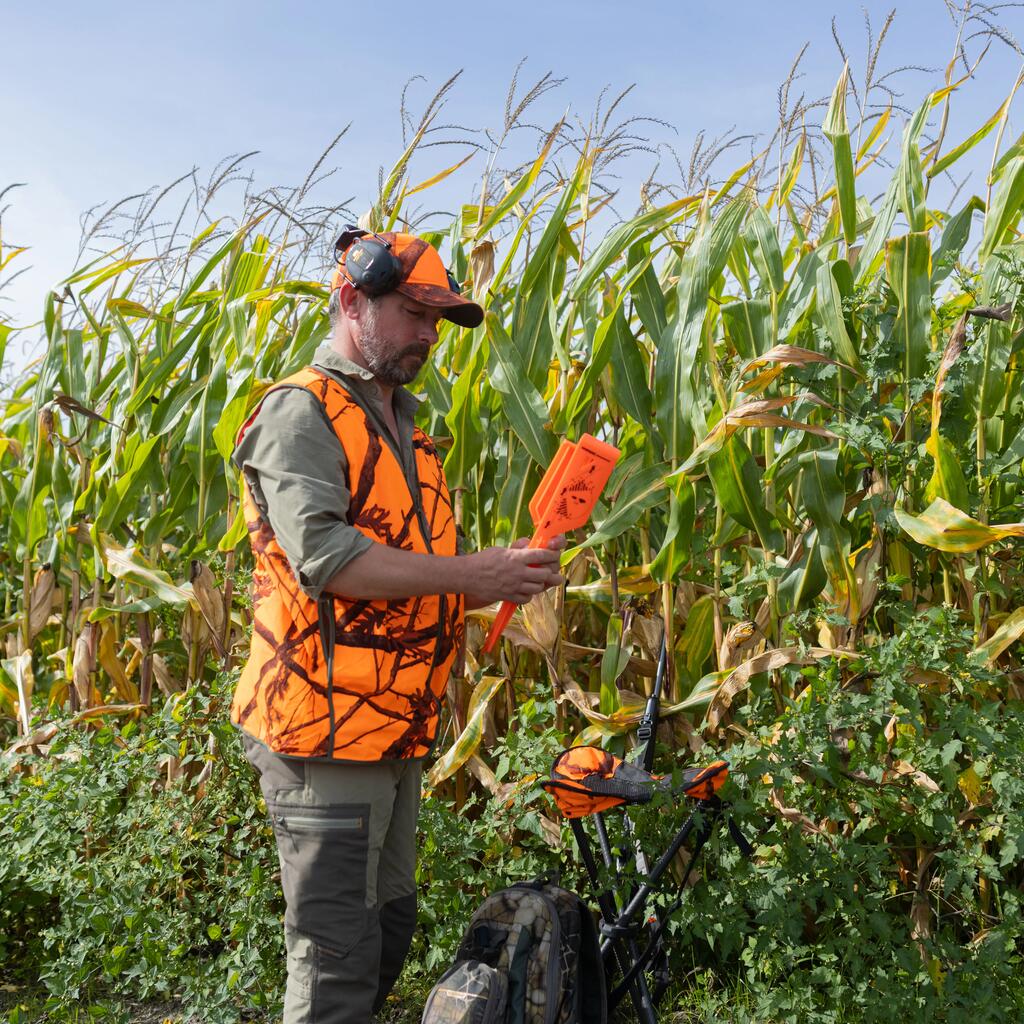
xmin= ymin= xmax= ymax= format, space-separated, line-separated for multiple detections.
xmin=2 ymin=7 xmax=1024 ymax=1022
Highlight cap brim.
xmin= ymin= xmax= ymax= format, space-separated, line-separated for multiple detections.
xmin=396 ymin=283 xmax=484 ymax=329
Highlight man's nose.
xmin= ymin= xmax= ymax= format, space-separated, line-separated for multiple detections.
xmin=420 ymin=321 xmax=439 ymax=346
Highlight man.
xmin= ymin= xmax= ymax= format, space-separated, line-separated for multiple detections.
xmin=231 ymin=227 xmax=564 ymax=1024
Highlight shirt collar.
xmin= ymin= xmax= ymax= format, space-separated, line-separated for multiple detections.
xmin=311 ymin=343 xmax=422 ymax=414
xmin=313 ymin=343 xmax=376 ymax=382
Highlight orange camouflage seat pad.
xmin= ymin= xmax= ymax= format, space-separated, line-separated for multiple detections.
xmin=231 ymin=367 xmax=463 ymax=762
xmin=541 ymin=745 xmax=729 ymax=819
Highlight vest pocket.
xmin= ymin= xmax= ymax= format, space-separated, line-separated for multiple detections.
xmin=268 ymin=800 xmax=371 ymax=957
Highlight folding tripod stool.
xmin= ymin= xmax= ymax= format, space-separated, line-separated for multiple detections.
xmin=540 ymin=647 xmax=752 ymax=1022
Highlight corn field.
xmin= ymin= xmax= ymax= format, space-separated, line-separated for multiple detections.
xmin=2 ymin=34 xmax=1024 ymax=982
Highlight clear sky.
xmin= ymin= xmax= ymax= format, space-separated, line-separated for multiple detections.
xmin=2 ymin=0 xmax=1022 ymax=363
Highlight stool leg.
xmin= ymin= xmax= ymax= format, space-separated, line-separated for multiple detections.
xmin=573 ymin=816 xmax=658 ymax=1024
xmin=622 ymin=811 xmax=671 ymax=1001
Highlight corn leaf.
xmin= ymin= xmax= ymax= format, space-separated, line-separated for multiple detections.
xmin=896 ymin=499 xmax=1024 ymax=553
xmin=886 ymin=233 xmax=932 ymax=381
xmin=426 ymin=674 xmax=507 ymax=787
xmin=823 ymin=63 xmax=858 ymax=245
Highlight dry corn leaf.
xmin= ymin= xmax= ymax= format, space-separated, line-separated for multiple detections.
xmin=718 ymin=619 xmax=758 ymax=671
xmin=182 ymin=605 xmax=210 ymax=657
xmin=126 ymin=634 xmax=182 ymax=696
xmin=152 ymin=654 xmax=182 ymax=697
xmin=678 ymin=396 xmax=835 ymax=475
xmin=910 ymin=850 xmax=936 ymax=945
xmin=4 ymin=702 xmax=143 ymax=757
xmin=465 ymin=753 xmax=499 ymax=795
xmin=633 ymin=615 xmax=664 ymax=661
xmin=740 ymin=365 xmax=786 ymax=395
xmin=72 ymin=623 xmax=99 ymax=709
xmin=470 ymin=239 xmax=495 ymax=299
xmin=892 ymin=760 xmax=941 ymax=793
xmin=1 ymin=651 xmax=34 ymax=734
xmin=769 ymin=788 xmax=835 ymax=847
xmin=741 ymin=344 xmax=848 ymax=374
xmin=27 ymin=566 xmax=56 ymax=642
xmin=883 ymin=714 xmax=898 ymax=750
xmin=161 ymin=754 xmax=183 ymax=786
xmin=850 ymin=531 xmax=884 ymax=624
xmin=5 ymin=721 xmax=59 ymax=754
xmin=705 ymin=646 xmax=851 ymax=731
xmin=907 ymin=668 xmax=951 ymax=691
xmin=521 ymin=586 xmax=560 ymax=652
xmin=97 ymin=622 xmax=138 ymax=703
xmin=190 ymin=561 xmax=226 ymax=658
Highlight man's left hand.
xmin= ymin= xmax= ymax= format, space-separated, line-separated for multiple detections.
xmin=463 ymin=534 xmax=567 ymax=611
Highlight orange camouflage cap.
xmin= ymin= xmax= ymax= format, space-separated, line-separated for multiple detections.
xmin=331 ymin=230 xmax=484 ymax=329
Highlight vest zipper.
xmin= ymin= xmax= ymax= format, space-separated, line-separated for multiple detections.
xmin=317 ymin=593 xmax=337 ymax=755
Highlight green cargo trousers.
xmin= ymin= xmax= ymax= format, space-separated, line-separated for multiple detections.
xmin=243 ymin=735 xmax=421 ymax=1024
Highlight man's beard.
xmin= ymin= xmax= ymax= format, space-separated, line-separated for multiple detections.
xmin=359 ymin=302 xmax=429 ymax=387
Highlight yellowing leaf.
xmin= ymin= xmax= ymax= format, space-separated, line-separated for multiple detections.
xmin=426 ymin=675 xmax=506 ymax=788
xmin=97 ymin=622 xmax=138 ymax=703
xmin=1 ymin=651 xmax=34 ymax=734
xmin=923 ymin=432 xmax=969 ymax=511
xmin=97 ymin=533 xmax=193 ymax=605
xmin=974 ymin=607 xmax=1024 ymax=664
xmin=405 ymin=151 xmax=476 ymax=197
xmin=895 ymin=499 xmax=1024 ymax=553
xmin=958 ymin=764 xmax=982 ymax=806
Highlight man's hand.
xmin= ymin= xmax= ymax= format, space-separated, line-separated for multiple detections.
xmin=324 ymin=535 xmax=567 ymax=605
xmin=462 ymin=535 xmax=566 ymax=610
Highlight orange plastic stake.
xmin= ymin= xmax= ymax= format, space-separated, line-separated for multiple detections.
xmin=482 ymin=433 xmax=621 ymax=654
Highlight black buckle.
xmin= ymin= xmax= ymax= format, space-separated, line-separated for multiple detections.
xmin=600 ymin=920 xmax=639 ymax=940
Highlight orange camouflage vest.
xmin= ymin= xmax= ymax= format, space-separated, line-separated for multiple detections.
xmin=231 ymin=367 xmax=464 ymax=761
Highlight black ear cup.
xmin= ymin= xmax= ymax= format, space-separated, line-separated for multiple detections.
xmin=344 ymin=238 xmax=404 ymax=297
xmin=333 ymin=225 xmax=403 ymax=297
xmin=333 ymin=223 xmax=463 ymax=299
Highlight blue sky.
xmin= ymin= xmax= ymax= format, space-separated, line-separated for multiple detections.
xmin=2 ymin=0 xmax=1022 ymax=360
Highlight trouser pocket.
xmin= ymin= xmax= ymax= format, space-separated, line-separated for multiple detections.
xmin=269 ymin=800 xmax=371 ymax=956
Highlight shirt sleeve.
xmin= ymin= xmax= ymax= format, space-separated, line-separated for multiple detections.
xmin=233 ymin=387 xmax=374 ymax=599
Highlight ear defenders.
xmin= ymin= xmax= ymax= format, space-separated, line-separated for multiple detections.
xmin=334 ymin=226 xmax=403 ymax=297
xmin=333 ymin=225 xmax=464 ymax=297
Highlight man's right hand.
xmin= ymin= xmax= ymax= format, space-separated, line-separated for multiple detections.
xmin=325 ymin=535 xmax=565 ymax=606
xmin=462 ymin=538 xmax=564 ymax=606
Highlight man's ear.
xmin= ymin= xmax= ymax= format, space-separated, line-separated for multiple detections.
xmin=336 ymin=282 xmax=364 ymax=321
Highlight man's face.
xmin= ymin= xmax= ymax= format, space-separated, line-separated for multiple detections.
xmin=357 ymin=291 xmax=444 ymax=387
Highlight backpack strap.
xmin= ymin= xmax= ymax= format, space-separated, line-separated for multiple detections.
xmin=506 ymin=922 xmax=535 ymax=1024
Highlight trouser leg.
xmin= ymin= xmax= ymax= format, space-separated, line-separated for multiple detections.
xmin=372 ymin=760 xmax=421 ymax=1013
xmin=242 ymin=735 xmax=412 ymax=1024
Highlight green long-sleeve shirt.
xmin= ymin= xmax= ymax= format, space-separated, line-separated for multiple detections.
xmin=232 ymin=344 xmax=424 ymax=599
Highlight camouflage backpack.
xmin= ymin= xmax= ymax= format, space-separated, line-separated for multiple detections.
xmin=421 ymin=881 xmax=607 ymax=1024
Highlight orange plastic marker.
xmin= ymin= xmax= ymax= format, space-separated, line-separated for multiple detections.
xmin=482 ymin=433 xmax=621 ymax=654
